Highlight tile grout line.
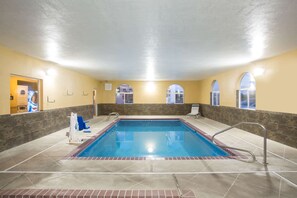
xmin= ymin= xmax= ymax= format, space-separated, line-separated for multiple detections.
xmin=223 ymin=173 xmax=240 ymax=198
xmin=62 ymin=189 xmax=70 ymax=198
xmin=116 ymin=160 xmax=143 ymax=172
xmin=4 ymin=141 xmax=64 ymax=171
xmin=0 ymin=173 xmax=24 ymax=190
xmin=2 ymin=170 xmax=297 ymax=175
xmin=123 ymin=176 xmax=147 ymax=191
xmin=278 ymin=176 xmax=282 ymax=198
xmin=194 ymin=118 xmax=297 ymax=166
xmin=272 ymin=171 xmax=297 ymax=188
xmin=172 ymin=174 xmax=183 ymax=197
xmin=23 ymin=174 xmax=36 ymax=188
xmin=277 ymin=143 xmax=286 ymax=198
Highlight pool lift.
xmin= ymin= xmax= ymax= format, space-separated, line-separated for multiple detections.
xmin=67 ymin=112 xmax=92 ymax=144
xmin=211 ymin=122 xmax=268 ymax=165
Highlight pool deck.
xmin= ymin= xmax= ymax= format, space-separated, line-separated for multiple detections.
xmin=0 ymin=116 xmax=297 ymax=198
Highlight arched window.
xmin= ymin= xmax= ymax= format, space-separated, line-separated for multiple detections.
xmin=211 ymin=80 xmax=220 ymax=106
xmin=116 ymin=84 xmax=133 ymax=104
xmin=166 ymin=84 xmax=184 ymax=104
xmin=238 ymin=73 xmax=256 ymax=109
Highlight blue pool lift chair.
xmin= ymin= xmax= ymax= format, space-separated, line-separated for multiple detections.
xmin=186 ymin=104 xmax=200 ymax=118
xmin=77 ymin=115 xmax=91 ymax=132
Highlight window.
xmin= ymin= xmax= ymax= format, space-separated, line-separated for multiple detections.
xmin=116 ymin=84 xmax=133 ymax=104
xmin=211 ymin=80 xmax=220 ymax=106
xmin=10 ymin=75 xmax=40 ymax=114
xmin=166 ymin=84 xmax=184 ymax=104
xmin=238 ymin=72 xmax=256 ymax=110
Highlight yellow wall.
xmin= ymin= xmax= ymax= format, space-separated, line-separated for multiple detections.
xmin=1 ymin=42 xmax=296 ymax=115
xmin=0 ymin=45 xmax=99 ymax=115
xmin=198 ymin=50 xmax=297 ymax=114
xmin=98 ymin=81 xmax=200 ymax=104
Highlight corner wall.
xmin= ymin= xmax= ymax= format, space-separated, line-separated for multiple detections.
xmin=0 ymin=45 xmax=98 ymax=151
xmin=198 ymin=50 xmax=297 ymax=114
xmin=0 ymin=45 xmax=99 ymax=115
xmin=0 ymin=105 xmax=93 ymax=152
xmin=198 ymin=50 xmax=297 ymax=148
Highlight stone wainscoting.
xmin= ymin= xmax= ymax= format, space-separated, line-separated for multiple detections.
xmin=97 ymin=104 xmax=193 ymax=115
xmin=199 ymin=104 xmax=297 ymax=148
xmin=98 ymin=103 xmax=297 ymax=148
xmin=0 ymin=105 xmax=93 ymax=152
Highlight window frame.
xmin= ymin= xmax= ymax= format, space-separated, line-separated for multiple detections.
xmin=123 ymin=92 xmax=133 ymax=104
xmin=10 ymin=74 xmax=41 ymax=114
xmin=116 ymin=84 xmax=134 ymax=104
xmin=211 ymin=91 xmax=220 ymax=106
xmin=211 ymin=80 xmax=220 ymax=106
xmin=166 ymin=84 xmax=184 ymax=104
xmin=238 ymin=73 xmax=256 ymax=110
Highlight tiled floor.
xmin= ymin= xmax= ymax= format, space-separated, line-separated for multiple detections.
xmin=0 ymin=116 xmax=297 ymax=197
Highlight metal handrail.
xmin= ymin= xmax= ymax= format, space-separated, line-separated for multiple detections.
xmin=211 ymin=122 xmax=268 ymax=165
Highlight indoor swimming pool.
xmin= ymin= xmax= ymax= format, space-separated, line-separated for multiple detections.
xmin=75 ymin=119 xmax=231 ymax=158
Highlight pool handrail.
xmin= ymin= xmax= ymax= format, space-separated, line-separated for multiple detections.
xmin=211 ymin=122 xmax=268 ymax=165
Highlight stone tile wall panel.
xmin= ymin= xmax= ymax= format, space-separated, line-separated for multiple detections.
xmin=2 ymin=103 xmax=295 ymax=151
xmin=0 ymin=105 xmax=93 ymax=152
xmin=98 ymin=104 xmax=192 ymax=115
xmin=200 ymin=104 xmax=297 ymax=148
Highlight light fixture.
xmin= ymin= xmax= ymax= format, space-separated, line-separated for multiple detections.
xmin=253 ymin=67 xmax=265 ymax=76
xmin=46 ymin=41 xmax=59 ymax=61
xmin=145 ymin=51 xmax=156 ymax=81
xmin=250 ymin=35 xmax=265 ymax=59
xmin=146 ymin=65 xmax=155 ymax=81
xmin=45 ymin=68 xmax=57 ymax=77
xmin=145 ymin=81 xmax=156 ymax=93
xmin=247 ymin=11 xmax=267 ymax=60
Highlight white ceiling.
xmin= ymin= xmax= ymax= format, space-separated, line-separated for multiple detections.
xmin=0 ymin=0 xmax=297 ymax=80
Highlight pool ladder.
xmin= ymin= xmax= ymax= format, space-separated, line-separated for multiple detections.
xmin=211 ymin=122 xmax=268 ymax=165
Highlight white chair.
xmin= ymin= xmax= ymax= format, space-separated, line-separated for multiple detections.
xmin=186 ymin=104 xmax=200 ymax=118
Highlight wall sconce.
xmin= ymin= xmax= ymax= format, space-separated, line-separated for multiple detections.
xmin=145 ymin=81 xmax=156 ymax=93
xmin=82 ymin=91 xmax=89 ymax=96
xmin=253 ymin=67 xmax=265 ymax=76
xmin=47 ymin=96 xmax=55 ymax=103
xmin=67 ymin=89 xmax=73 ymax=96
xmin=45 ymin=68 xmax=57 ymax=77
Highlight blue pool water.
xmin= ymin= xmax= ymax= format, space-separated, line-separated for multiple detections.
xmin=77 ymin=120 xmax=230 ymax=158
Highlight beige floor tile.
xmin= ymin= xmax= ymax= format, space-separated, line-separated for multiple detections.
xmin=152 ymin=160 xmax=204 ymax=172
xmin=56 ymin=160 xmax=152 ymax=172
xmin=225 ymin=172 xmax=281 ymax=198
xmin=9 ymin=153 xmax=63 ymax=171
xmin=176 ymin=173 xmax=238 ymax=198
xmin=0 ymin=115 xmax=297 ymax=197
xmin=276 ymin=172 xmax=297 ymax=186
xmin=119 ymin=174 xmax=177 ymax=189
xmin=0 ymin=173 xmax=23 ymax=189
xmin=1 ymin=173 xmax=177 ymax=190
xmin=279 ymin=179 xmax=297 ymax=198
